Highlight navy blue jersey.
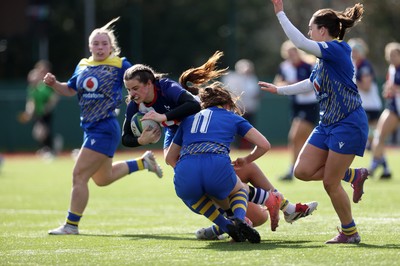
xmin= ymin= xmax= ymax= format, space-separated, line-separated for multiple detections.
xmin=278 ymin=60 xmax=313 ymax=83
xmin=278 ymin=59 xmax=317 ymax=105
xmin=67 ymin=56 xmax=131 ymax=129
xmin=173 ymin=106 xmax=253 ymax=156
xmin=310 ymin=40 xmax=362 ymax=125
xmin=125 ymin=78 xmax=186 ymax=134
xmin=355 ymin=58 xmax=376 ymax=82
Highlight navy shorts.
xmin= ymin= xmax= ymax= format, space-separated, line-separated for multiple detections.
xmin=82 ymin=118 xmax=120 ymax=158
xmin=364 ymin=110 xmax=382 ymax=122
xmin=308 ymin=107 xmax=368 ymax=156
xmin=292 ymin=102 xmax=320 ymax=125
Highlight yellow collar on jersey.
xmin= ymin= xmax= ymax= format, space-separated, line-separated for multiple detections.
xmin=78 ymin=55 xmax=123 ymax=68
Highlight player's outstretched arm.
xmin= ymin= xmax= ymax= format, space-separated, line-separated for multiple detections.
xmin=43 ymin=73 xmax=76 ymax=97
xmin=259 ymin=81 xmax=278 ymax=94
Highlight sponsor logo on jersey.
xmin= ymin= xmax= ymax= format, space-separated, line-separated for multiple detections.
xmin=83 ymin=77 xmax=99 ymax=92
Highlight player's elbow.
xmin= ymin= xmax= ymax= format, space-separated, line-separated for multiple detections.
xmin=259 ymin=139 xmax=271 ymax=152
xmin=121 ymin=135 xmax=129 ymax=147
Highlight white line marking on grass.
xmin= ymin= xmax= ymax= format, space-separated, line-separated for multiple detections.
xmin=0 ymin=209 xmax=64 ymax=215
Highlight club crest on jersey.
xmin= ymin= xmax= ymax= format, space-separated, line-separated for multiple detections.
xmin=83 ymin=77 xmax=99 ymax=92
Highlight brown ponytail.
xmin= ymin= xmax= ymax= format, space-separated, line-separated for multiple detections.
xmin=179 ymin=51 xmax=228 ymax=95
xmin=313 ymin=3 xmax=364 ymax=40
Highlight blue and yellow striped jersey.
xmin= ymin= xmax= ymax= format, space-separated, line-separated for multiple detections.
xmin=310 ymin=40 xmax=362 ymax=125
xmin=67 ymin=56 xmax=132 ymax=128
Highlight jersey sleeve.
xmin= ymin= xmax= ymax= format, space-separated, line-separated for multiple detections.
xmin=172 ymin=123 xmax=184 ymax=146
xmin=236 ymin=115 xmax=253 ymax=137
xmin=161 ymin=79 xmax=186 ymax=104
xmin=66 ymin=64 xmax=82 ymax=91
xmin=121 ymin=101 xmax=141 ymax=147
xmin=121 ymin=57 xmax=133 ymax=72
xmin=317 ymin=41 xmax=348 ymax=63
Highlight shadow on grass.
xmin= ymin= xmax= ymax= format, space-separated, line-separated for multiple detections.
xmin=198 ymin=240 xmax=400 ymax=251
xmin=200 ymin=239 xmax=320 ymax=251
xmin=75 ymin=234 xmax=400 ymax=250
xmin=77 ymin=233 xmax=195 ymax=241
xmin=345 ymin=243 xmax=400 ymax=249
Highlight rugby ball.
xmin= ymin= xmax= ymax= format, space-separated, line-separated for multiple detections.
xmin=130 ymin=112 xmax=162 ymax=143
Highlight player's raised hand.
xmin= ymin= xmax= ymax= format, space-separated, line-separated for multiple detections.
xmin=43 ymin=73 xmax=56 ymax=87
xmin=259 ymin=81 xmax=278 ymax=94
xmin=271 ymin=0 xmax=284 ymax=14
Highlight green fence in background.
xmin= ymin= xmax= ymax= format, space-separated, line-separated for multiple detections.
xmin=0 ymin=81 xmax=291 ymax=153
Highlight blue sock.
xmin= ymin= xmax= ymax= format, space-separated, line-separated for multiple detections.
xmin=66 ymin=211 xmax=82 ymax=227
xmin=191 ymin=196 xmax=232 ymax=233
xmin=342 ymin=220 xmax=357 ymax=236
xmin=342 ymin=168 xmax=357 ymax=183
xmin=370 ymin=157 xmax=383 ymax=171
xmin=126 ymin=159 xmax=142 ymax=174
xmin=229 ymin=188 xmax=248 ymax=220
xmin=381 ymin=156 xmax=389 ymax=171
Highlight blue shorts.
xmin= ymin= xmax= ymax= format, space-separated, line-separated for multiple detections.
xmin=174 ymin=154 xmax=237 ymax=207
xmin=82 ymin=118 xmax=121 ymax=158
xmin=308 ymin=106 xmax=368 ymax=156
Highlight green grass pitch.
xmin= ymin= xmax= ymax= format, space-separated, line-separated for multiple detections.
xmin=0 ymin=148 xmax=399 ymax=265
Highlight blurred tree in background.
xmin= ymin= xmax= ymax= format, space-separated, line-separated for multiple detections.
xmin=0 ymin=0 xmax=399 ymax=83
xmin=1 ymin=0 xmax=400 ymax=152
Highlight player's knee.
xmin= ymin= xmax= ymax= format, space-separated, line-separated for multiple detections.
xmin=246 ymin=203 xmax=268 ymax=227
xmin=322 ymin=180 xmax=338 ymax=195
xmin=293 ymin=166 xmax=308 ymax=180
xmin=91 ymin=176 xmax=112 ymax=186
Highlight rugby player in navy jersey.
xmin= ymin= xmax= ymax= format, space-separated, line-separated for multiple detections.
xmin=121 ymin=63 xmax=201 ymax=154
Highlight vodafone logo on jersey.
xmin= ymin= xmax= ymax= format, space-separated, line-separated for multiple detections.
xmin=83 ymin=77 xmax=99 ymax=92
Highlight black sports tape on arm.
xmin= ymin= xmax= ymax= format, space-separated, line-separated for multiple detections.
xmin=164 ymin=92 xmax=201 ymax=121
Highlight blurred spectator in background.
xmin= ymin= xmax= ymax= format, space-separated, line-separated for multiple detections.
xmin=18 ymin=60 xmax=59 ymax=158
xmin=273 ymin=40 xmax=318 ymax=181
xmin=348 ymin=38 xmax=383 ymax=150
xmin=369 ymin=42 xmax=400 ymax=179
xmin=223 ymin=59 xmax=260 ymax=149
